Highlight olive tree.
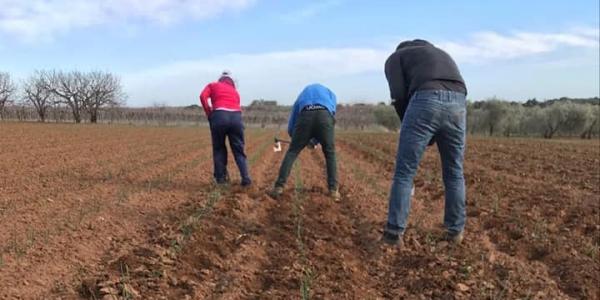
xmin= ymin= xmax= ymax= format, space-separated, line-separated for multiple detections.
xmin=540 ymin=102 xmax=571 ymax=139
xmin=519 ymin=106 xmax=545 ymax=137
xmin=373 ymin=105 xmax=400 ymax=131
xmin=481 ymin=99 xmax=509 ymax=136
xmin=502 ymin=104 xmax=523 ymax=137
xmin=580 ymin=104 xmax=599 ymax=139
xmin=466 ymin=102 xmax=486 ymax=135
xmin=560 ymin=102 xmax=590 ymax=137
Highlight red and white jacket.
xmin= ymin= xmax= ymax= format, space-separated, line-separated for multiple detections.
xmin=199 ymin=77 xmax=241 ymax=117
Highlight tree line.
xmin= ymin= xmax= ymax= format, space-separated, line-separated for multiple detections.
xmin=1 ymin=71 xmax=598 ymax=138
xmin=468 ymin=98 xmax=600 ymax=139
xmin=0 ymin=70 xmax=125 ymax=123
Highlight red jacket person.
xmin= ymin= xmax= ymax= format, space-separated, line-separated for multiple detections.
xmin=200 ymin=71 xmax=251 ymax=186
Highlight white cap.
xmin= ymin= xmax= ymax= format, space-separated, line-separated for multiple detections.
xmin=221 ymin=70 xmax=232 ymax=77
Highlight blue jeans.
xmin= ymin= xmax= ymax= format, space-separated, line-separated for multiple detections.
xmin=386 ymin=90 xmax=466 ymax=236
xmin=209 ymin=110 xmax=251 ymax=185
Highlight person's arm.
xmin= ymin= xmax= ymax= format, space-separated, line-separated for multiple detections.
xmin=328 ymin=88 xmax=337 ymax=117
xmin=199 ymin=84 xmax=213 ymax=117
xmin=287 ymin=100 xmax=300 ymax=137
xmin=385 ymin=53 xmax=408 ymax=121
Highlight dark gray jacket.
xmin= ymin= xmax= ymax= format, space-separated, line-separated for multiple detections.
xmin=384 ymin=39 xmax=466 ymax=120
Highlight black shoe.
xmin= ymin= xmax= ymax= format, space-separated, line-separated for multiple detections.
xmin=215 ymin=178 xmax=229 ymax=185
xmin=382 ymin=231 xmax=401 ymax=246
xmin=445 ymin=231 xmax=464 ymax=244
xmin=267 ymin=186 xmax=284 ymax=199
xmin=241 ymin=180 xmax=252 ymax=187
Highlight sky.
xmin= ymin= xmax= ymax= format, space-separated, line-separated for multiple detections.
xmin=0 ymin=0 xmax=598 ymax=107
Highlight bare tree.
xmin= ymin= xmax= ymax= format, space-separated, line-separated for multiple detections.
xmin=0 ymin=72 xmax=16 ymax=119
xmin=152 ymin=102 xmax=168 ymax=126
xmin=82 ymin=71 xmax=125 ymax=123
xmin=22 ymin=71 xmax=54 ymax=122
xmin=40 ymin=70 xmax=86 ymax=123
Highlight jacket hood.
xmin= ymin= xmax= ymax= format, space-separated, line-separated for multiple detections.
xmin=396 ymin=39 xmax=433 ymax=51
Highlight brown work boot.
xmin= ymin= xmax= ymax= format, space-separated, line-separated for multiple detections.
xmin=267 ymin=186 xmax=284 ymax=199
xmin=445 ymin=231 xmax=464 ymax=245
xmin=329 ymin=188 xmax=341 ymax=202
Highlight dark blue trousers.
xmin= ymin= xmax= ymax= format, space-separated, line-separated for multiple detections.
xmin=209 ymin=110 xmax=251 ymax=185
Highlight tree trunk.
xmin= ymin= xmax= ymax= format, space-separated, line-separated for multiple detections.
xmin=545 ymin=126 xmax=557 ymax=139
xmin=73 ymin=111 xmax=81 ymax=123
xmin=36 ymin=107 xmax=46 ymax=122
xmin=581 ymin=120 xmax=597 ymax=139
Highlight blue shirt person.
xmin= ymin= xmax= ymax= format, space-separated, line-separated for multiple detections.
xmin=269 ymin=83 xmax=340 ymax=201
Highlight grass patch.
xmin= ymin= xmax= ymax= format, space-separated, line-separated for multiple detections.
xmin=248 ymin=135 xmax=274 ymax=165
xmin=119 ymin=262 xmax=133 ymax=300
xmin=582 ymin=241 xmax=599 ymax=260
xmin=338 ymin=136 xmax=391 ymax=164
xmin=3 ymin=226 xmax=50 ymax=258
xmin=292 ymin=160 xmax=315 ymax=300
xmin=174 ymin=186 xmax=226 ymax=254
xmin=338 ymin=151 xmax=387 ymax=198
xmin=491 ymin=195 xmax=500 ymax=216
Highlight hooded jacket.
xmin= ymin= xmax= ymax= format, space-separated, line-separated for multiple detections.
xmin=199 ymin=76 xmax=241 ymax=117
xmin=384 ymin=39 xmax=466 ymax=120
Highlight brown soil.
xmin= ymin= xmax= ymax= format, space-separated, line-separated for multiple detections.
xmin=0 ymin=123 xmax=598 ymax=299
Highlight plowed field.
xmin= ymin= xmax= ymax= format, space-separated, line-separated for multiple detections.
xmin=1 ymin=123 xmax=598 ymax=299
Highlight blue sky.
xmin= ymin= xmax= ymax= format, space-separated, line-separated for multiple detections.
xmin=0 ymin=0 xmax=598 ymax=106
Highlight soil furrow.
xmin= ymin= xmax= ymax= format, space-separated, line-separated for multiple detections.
xmin=50 ymin=131 xmax=273 ymax=299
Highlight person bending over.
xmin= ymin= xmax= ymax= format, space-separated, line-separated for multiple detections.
xmin=268 ymin=83 xmax=339 ymax=201
xmin=200 ymin=70 xmax=252 ymax=187
xmin=383 ymin=39 xmax=468 ymax=246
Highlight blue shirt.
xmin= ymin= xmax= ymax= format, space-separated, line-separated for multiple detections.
xmin=288 ymin=84 xmax=337 ymax=137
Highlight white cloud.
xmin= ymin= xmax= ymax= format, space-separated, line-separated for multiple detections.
xmin=572 ymin=26 xmax=600 ymax=39
xmin=279 ymin=0 xmax=343 ymax=23
xmin=123 ymin=47 xmax=388 ymax=106
xmin=0 ymin=0 xmax=256 ymax=42
xmin=122 ymin=27 xmax=599 ymax=105
xmin=440 ymin=27 xmax=599 ymax=63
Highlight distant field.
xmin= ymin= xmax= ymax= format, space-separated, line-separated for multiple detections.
xmin=0 ymin=123 xmax=598 ymax=299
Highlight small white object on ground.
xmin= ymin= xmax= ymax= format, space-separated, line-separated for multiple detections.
xmin=273 ymin=141 xmax=282 ymax=152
